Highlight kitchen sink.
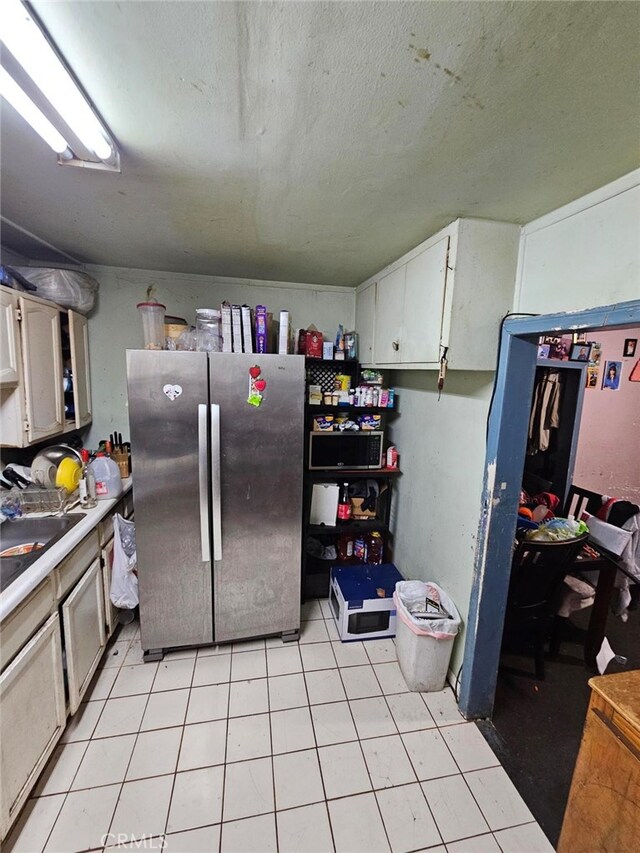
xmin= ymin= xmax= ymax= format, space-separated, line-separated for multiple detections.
xmin=0 ymin=514 xmax=85 ymax=592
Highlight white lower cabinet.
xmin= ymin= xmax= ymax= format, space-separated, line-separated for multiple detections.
xmin=0 ymin=613 xmax=66 ymax=839
xmin=102 ymin=537 xmax=119 ymax=637
xmin=62 ymin=557 xmax=106 ymax=714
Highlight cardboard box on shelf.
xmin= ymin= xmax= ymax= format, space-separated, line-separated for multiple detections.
xmin=308 ymin=384 xmax=323 ymax=405
xmin=306 ymin=329 xmax=323 ymax=359
xmin=255 ymin=305 xmax=268 ymax=353
xmin=310 ymin=483 xmax=339 ymax=526
xmin=278 ymin=310 xmax=290 ymax=354
xmin=350 ymin=497 xmax=376 ymax=519
xmin=313 ymin=415 xmax=334 ymax=431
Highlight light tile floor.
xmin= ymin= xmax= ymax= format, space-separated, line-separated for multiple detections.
xmin=4 ymin=601 xmax=555 ymax=853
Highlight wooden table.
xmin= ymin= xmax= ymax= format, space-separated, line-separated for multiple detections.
xmin=558 ymin=671 xmax=640 ymax=852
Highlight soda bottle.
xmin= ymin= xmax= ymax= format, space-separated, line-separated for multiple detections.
xmin=337 ymin=482 xmax=351 ymax=521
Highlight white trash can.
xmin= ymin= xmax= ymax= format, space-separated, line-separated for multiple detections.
xmin=394 ymin=581 xmax=461 ymax=692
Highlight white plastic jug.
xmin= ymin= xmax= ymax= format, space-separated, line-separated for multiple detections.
xmin=89 ymin=456 xmax=123 ymax=500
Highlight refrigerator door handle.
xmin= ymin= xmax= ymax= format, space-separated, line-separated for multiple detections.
xmin=210 ymin=403 xmax=223 ymax=561
xmin=198 ymin=403 xmax=210 ymax=562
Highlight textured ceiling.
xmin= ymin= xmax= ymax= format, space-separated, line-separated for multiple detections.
xmin=1 ymin=1 xmax=638 ymax=285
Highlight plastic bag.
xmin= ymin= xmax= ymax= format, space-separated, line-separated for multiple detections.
xmin=176 ymin=326 xmax=197 ymax=351
xmin=13 ymin=267 xmax=99 ymax=314
xmin=110 ymin=514 xmax=138 ymax=610
xmin=393 ymin=581 xmax=461 ymax=639
xmin=525 ymin=517 xmax=588 ymax=542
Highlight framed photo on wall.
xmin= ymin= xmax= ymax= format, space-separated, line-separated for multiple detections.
xmin=602 ymin=361 xmax=622 ymax=390
xmin=586 ymin=367 xmax=599 ymax=388
xmin=623 ymin=338 xmax=637 ymax=358
xmin=569 ymin=342 xmax=592 ymax=362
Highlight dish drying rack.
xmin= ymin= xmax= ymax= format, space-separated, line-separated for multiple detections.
xmin=5 ymin=487 xmax=69 ymax=515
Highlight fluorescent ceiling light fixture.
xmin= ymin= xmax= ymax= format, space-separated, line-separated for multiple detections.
xmin=0 ymin=66 xmax=69 ymax=155
xmin=0 ymin=0 xmax=117 ymax=166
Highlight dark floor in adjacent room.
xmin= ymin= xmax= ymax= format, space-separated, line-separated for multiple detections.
xmin=477 ymin=603 xmax=640 ymax=849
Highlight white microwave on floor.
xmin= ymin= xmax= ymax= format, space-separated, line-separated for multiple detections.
xmin=329 ymin=564 xmax=403 ymax=641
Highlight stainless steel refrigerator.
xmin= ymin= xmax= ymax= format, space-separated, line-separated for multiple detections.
xmin=126 ymin=351 xmax=304 ymax=660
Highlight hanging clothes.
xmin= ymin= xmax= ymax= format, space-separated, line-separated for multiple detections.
xmin=527 ymin=369 xmax=563 ymax=454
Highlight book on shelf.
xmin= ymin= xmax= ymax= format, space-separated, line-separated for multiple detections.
xmin=241 ymin=305 xmax=254 ymax=353
xmin=231 ymin=304 xmax=243 ymax=353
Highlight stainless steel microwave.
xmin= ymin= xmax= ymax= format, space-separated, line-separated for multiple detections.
xmin=308 ymin=431 xmax=384 ymax=470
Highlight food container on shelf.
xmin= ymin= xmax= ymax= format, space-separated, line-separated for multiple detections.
xmin=164 ymin=315 xmax=189 ymax=345
xmin=196 ymin=308 xmax=222 ymax=352
xmin=137 ymin=300 xmax=166 ymax=350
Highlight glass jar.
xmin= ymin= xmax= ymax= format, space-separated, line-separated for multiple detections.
xmin=196 ymin=309 xmax=222 ymax=352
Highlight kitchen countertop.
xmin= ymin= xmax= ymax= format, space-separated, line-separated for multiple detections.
xmin=0 ymin=479 xmax=132 ymax=621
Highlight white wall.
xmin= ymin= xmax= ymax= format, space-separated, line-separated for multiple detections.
xmin=573 ymin=326 xmax=640 ymax=502
xmin=514 ymin=169 xmax=640 ymax=314
xmin=85 ymin=264 xmax=355 ymax=445
xmin=387 ymin=371 xmax=494 ymax=674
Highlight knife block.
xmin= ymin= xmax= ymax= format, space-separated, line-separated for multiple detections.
xmin=111 ymin=450 xmax=130 ymax=478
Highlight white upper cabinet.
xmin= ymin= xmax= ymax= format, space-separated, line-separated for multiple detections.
xmin=356 ymin=218 xmax=520 ymax=370
xmin=20 ymin=297 xmax=64 ymax=443
xmin=374 ymin=266 xmax=405 ymax=364
xmin=0 ymin=290 xmax=21 ymax=387
xmin=355 ymin=281 xmax=376 ymax=365
xmin=69 ymin=310 xmax=92 ymax=428
xmin=0 ymin=287 xmax=93 ymax=447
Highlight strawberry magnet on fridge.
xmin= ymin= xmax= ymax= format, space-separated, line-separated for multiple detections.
xmin=248 ymin=364 xmax=267 ymax=407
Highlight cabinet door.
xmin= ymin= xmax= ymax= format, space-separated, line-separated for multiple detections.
xmin=0 ymin=613 xmax=66 ymax=840
xmin=374 ymin=266 xmax=404 ymax=364
xmin=69 ymin=310 xmax=92 ymax=428
xmin=0 ymin=289 xmax=21 ymax=387
xmin=402 ymin=236 xmax=449 ymax=363
xmin=101 ymin=538 xmax=119 ymax=637
xmin=19 ymin=297 xmax=64 ymax=443
xmin=62 ymin=558 xmax=106 ymax=714
xmin=355 ymin=283 xmax=376 ymax=365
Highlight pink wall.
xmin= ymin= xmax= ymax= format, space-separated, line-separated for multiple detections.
xmin=573 ymin=326 xmax=640 ymax=502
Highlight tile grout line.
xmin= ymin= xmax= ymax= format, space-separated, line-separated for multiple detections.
xmin=161 ymin=641 xmax=201 ymax=845
xmin=299 ymin=623 xmax=338 ymax=853
xmin=264 ymin=642 xmax=280 ymax=852
xmin=103 ymin=639 xmax=164 ymax=848
xmin=331 ymin=636 xmax=394 ymax=852
xmin=328 ymin=609 xmax=448 ymax=849
xmin=38 ymin=625 xmax=135 ymax=852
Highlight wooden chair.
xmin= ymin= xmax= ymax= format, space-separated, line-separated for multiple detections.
xmin=560 ymin=484 xmax=639 ymax=668
xmin=502 ymin=533 xmax=589 ymax=678
xmin=562 ymin=485 xmax=603 ymax=520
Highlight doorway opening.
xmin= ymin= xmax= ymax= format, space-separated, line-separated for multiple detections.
xmin=459 ymin=298 xmax=640 ymax=720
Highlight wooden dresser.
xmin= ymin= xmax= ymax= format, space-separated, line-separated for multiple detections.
xmin=558 ymin=671 xmax=640 ymax=852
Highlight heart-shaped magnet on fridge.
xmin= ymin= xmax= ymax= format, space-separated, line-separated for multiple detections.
xmin=163 ymin=384 xmax=183 ymax=401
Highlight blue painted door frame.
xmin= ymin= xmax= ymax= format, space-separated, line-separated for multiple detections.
xmin=459 ymin=299 xmax=640 ymax=720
